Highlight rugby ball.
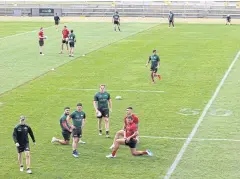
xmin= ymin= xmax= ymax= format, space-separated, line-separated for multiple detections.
xmin=96 ymin=111 xmax=102 ymax=117
xmin=44 ymin=36 xmax=48 ymax=39
xmin=115 ymin=96 xmax=122 ymax=100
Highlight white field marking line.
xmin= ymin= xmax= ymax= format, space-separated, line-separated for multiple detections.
xmin=140 ymin=136 xmax=240 ymax=142
xmin=59 ymin=88 xmax=164 ymax=93
xmin=163 ymin=50 xmax=240 ymax=179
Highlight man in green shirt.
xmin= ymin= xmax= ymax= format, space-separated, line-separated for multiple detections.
xmin=67 ymin=103 xmax=86 ymax=158
xmin=146 ymin=49 xmax=162 ymax=84
xmin=68 ymin=29 xmax=76 ymax=57
xmin=51 ymin=107 xmax=72 ymax=145
xmin=93 ymin=84 xmax=112 ymax=137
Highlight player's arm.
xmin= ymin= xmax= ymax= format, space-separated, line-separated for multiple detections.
xmin=62 ymin=120 xmax=71 ymax=132
xmin=108 ymin=94 xmax=112 ymax=112
xmin=146 ymin=56 xmax=151 ymax=66
xmin=67 ymin=114 xmax=75 ymax=129
xmin=12 ymin=127 xmax=19 ymax=144
xmin=93 ymin=94 xmax=99 ymax=112
xmin=123 ymin=129 xmax=127 ymax=139
xmin=127 ymin=129 xmax=139 ymax=141
xmin=28 ymin=126 xmax=36 ymax=143
xmin=82 ymin=113 xmax=86 ymax=128
xmin=112 ymin=16 xmax=114 ymax=23
xmin=157 ymin=57 xmax=160 ymax=68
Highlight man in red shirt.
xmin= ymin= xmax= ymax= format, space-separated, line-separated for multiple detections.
xmin=106 ymin=116 xmax=153 ymax=158
xmin=38 ymin=27 xmax=47 ymax=55
xmin=109 ymin=107 xmax=139 ymax=149
xmin=60 ymin=26 xmax=69 ymax=54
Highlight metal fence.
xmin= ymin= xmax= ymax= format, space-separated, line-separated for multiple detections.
xmin=0 ymin=0 xmax=240 ymax=18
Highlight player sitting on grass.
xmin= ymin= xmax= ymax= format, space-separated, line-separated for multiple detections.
xmin=106 ymin=116 xmax=153 ymax=158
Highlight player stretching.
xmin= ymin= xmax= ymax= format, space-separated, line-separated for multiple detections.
xmin=67 ymin=103 xmax=86 ymax=158
xmin=38 ymin=27 xmax=47 ymax=55
xmin=226 ymin=14 xmax=231 ymax=25
xmin=12 ymin=116 xmax=36 ymax=174
xmin=168 ymin=11 xmax=174 ymax=28
xmin=93 ymin=84 xmax=112 ymax=137
xmin=106 ymin=116 xmax=153 ymax=158
xmin=109 ymin=107 xmax=139 ymax=149
xmin=112 ymin=11 xmax=121 ymax=31
xmin=68 ymin=30 xmax=76 ymax=57
xmin=60 ymin=26 xmax=69 ymax=54
xmin=146 ymin=50 xmax=161 ymax=84
xmin=54 ymin=13 xmax=60 ymax=31
xmin=51 ymin=107 xmax=72 ymax=145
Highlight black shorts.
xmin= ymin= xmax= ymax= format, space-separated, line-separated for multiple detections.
xmin=125 ymin=138 xmax=137 ymax=148
xmin=62 ymin=39 xmax=68 ymax=44
xmin=55 ymin=21 xmax=59 ymax=25
xmin=114 ymin=21 xmax=119 ymax=25
xmin=69 ymin=42 xmax=75 ymax=48
xmin=97 ymin=108 xmax=109 ymax=118
xmin=72 ymin=128 xmax=82 ymax=138
xmin=17 ymin=143 xmax=30 ymax=153
xmin=169 ymin=20 xmax=173 ymax=23
xmin=227 ymin=18 xmax=231 ymax=22
xmin=39 ymin=40 xmax=44 ymax=46
xmin=62 ymin=130 xmax=71 ymax=141
xmin=150 ymin=67 xmax=158 ymax=73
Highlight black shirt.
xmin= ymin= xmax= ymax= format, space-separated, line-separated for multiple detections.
xmin=54 ymin=16 xmax=60 ymax=22
xmin=13 ymin=124 xmax=35 ymax=145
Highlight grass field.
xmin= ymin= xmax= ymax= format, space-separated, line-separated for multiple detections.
xmin=1 ymin=21 xmax=240 ymax=179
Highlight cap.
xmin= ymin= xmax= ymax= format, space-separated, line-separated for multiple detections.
xmin=126 ymin=107 xmax=133 ymax=110
xmin=20 ymin=116 xmax=26 ymax=121
xmin=77 ymin=103 xmax=82 ymax=106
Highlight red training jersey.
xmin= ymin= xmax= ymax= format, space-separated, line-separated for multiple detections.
xmin=125 ymin=122 xmax=137 ymax=139
xmin=124 ymin=114 xmax=139 ymax=128
xmin=39 ymin=31 xmax=44 ymax=40
xmin=62 ymin=29 xmax=69 ymax=39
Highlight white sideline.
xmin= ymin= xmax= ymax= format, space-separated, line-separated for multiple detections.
xmin=140 ymin=136 xmax=240 ymax=142
xmin=60 ymin=88 xmax=164 ymax=93
xmin=163 ymin=50 xmax=240 ymax=179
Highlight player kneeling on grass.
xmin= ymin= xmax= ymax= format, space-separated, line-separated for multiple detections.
xmin=68 ymin=29 xmax=76 ymax=57
xmin=146 ymin=49 xmax=161 ymax=84
xmin=12 ymin=116 xmax=36 ymax=174
xmin=51 ymin=107 xmax=72 ymax=145
xmin=106 ymin=116 xmax=152 ymax=158
xmin=110 ymin=107 xmax=139 ymax=149
xmin=67 ymin=103 xmax=86 ymax=158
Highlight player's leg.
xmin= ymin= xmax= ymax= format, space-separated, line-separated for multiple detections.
xmin=114 ymin=22 xmax=117 ymax=31
xmin=18 ymin=150 xmax=24 ymax=172
xmin=172 ymin=20 xmax=175 ymax=27
xmin=60 ymin=40 xmax=64 ymax=54
xmin=117 ymin=22 xmax=121 ymax=31
xmin=110 ymin=130 xmax=124 ymax=149
xmin=103 ymin=109 xmax=110 ymax=137
xmin=52 ymin=131 xmax=70 ymax=145
xmin=78 ymin=129 xmax=86 ymax=144
xmin=24 ymin=144 xmax=32 ymax=174
xmin=39 ymin=41 xmax=44 ymax=55
xmin=66 ymin=41 xmax=69 ymax=51
xmin=151 ymin=71 xmax=155 ymax=83
xmin=106 ymin=138 xmax=125 ymax=158
xmin=72 ymin=136 xmax=80 ymax=157
xmin=98 ymin=117 xmax=103 ymax=135
xmin=71 ymin=46 xmax=75 ymax=57
xmin=128 ymin=140 xmax=152 ymax=156
xmin=169 ymin=20 xmax=171 ymax=27
xmin=154 ymin=68 xmax=161 ymax=80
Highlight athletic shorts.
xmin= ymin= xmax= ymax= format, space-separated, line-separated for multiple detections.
xmin=169 ymin=20 xmax=173 ymax=23
xmin=69 ymin=42 xmax=75 ymax=48
xmin=62 ymin=130 xmax=71 ymax=141
xmin=17 ymin=143 xmax=30 ymax=153
xmin=150 ymin=66 xmax=158 ymax=73
xmin=62 ymin=39 xmax=68 ymax=44
xmin=97 ymin=108 xmax=109 ymax=118
xmin=72 ymin=127 xmax=82 ymax=138
xmin=55 ymin=21 xmax=59 ymax=25
xmin=227 ymin=18 xmax=231 ymax=22
xmin=125 ymin=138 xmax=137 ymax=148
xmin=114 ymin=21 xmax=119 ymax=25
xmin=39 ymin=40 xmax=44 ymax=46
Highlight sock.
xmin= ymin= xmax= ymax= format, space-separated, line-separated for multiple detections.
xmin=106 ymin=131 xmax=109 ymax=135
xmin=112 ymin=151 xmax=116 ymax=156
xmin=99 ymin=129 xmax=102 ymax=133
xmin=143 ymin=151 xmax=148 ymax=154
xmin=151 ymin=73 xmax=154 ymax=82
xmin=40 ymin=52 xmax=42 ymax=54
xmin=118 ymin=27 xmax=120 ymax=31
xmin=20 ymin=165 xmax=23 ymax=167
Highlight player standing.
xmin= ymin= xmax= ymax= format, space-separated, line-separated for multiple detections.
xmin=54 ymin=13 xmax=60 ymax=31
xmin=146 ymin=50 xmax=161 ymax=84
xmin=106 ymin=116 xmax=152 ymax=158
xmin=38 ymin=27 xmax=47 ymax=55
xmin=12 ymin=116 xmax=36 ymax=174
xmin=60 ymin=26 xmax=69 ymax=54
xmin=68 ymin=30 xmax=76 ymax=57
xmin=112 ymin=11 xmax=121 ymax=32
xmin=51 ymin=107 xmax=72 ymax=145
xmin=226 ymin=14 xmax=231 ymax=25
xmin=109 ymin=107 xmax=139 ymax=149
xmin=67 ymin=103 xmax=86 ymax=158
xmin=168 ymin=11 xmax=174 ymax=28
xmin=93 ymin=84 xmax=112 ymax=137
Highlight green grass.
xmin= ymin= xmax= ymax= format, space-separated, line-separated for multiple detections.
xmin=1 ymin=22 xmax=240 ymax=179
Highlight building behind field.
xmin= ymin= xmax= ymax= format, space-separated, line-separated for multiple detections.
xmin=0 ymin=0 xmax=240 ymax=19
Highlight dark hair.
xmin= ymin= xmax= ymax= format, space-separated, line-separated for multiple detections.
xmin=127 ymin=107 xmax=133 ymax=110
xmin=127 ymin=116 xmax=133 ymax=120
xmin=77 ymin=103 xmax=82 ymax=106
xmin=64 ymin=25 xmax=67 ymax=28
xmin=71 ymin=30 xmax=73 ymax=33
xmin=153 ymin=50 xmax=156 ymax=53
xmin=64 ymin=107 xmax=70 ymax=110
